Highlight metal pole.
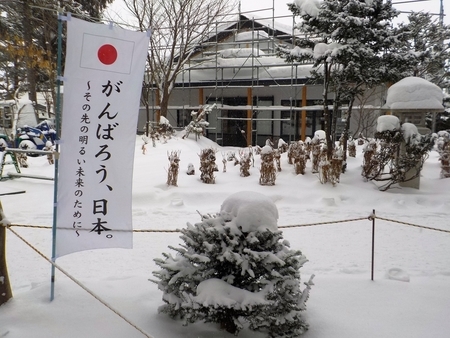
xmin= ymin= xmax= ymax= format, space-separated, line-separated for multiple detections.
xmin=371 ymin=209 xmax=376 ymax=281
xmin=50 ymin=11 xmax=63 ymax=301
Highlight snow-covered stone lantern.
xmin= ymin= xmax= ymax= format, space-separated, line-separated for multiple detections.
xmin=384 ymin=76 xmax=444 ymax=134
xmin=380 ymin=77 xmax=444 ymax=189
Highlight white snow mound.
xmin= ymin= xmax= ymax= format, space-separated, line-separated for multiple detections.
xmin=194 ymin=278 xmax=269 ymax=309
xmin=220 ymin=191 xmax=279 ymax=232
xmin=385 ymin=77 xmax=444 ymax=111
xmin=376 ymin=115 xmax=400 ymax=132
xmin=386 ymin=268 xmax=410 ymax=282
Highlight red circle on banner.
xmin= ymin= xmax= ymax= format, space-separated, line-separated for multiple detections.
xmin=97 ymin=44 xmax=118 ymax=65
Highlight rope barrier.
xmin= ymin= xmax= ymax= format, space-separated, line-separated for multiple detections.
xmin=373 ymin=216 xmax=450 ymax=234
xmin=278 ymin=217 xmax=369 ymax=229
xmin=4 ymin=224 xmax=154 ymax=338
xmin=2 ymin=212 xmax=448 ymax=336
xmin=6 ymin=215 xmax=450 ymax=233
xmin=6 ymin=224 xmax=181 ymax=233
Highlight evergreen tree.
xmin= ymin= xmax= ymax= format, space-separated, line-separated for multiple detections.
xmin=152 ymin=192 xmax=313 ymax=337
xmin=398 ymin=12 xmax=450 ymax=89
xmin=0 ymin=1 xmax=113 ymax=105
xmin=280 ymin=0 xmax=415 ymax=170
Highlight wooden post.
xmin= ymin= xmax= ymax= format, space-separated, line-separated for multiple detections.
xmin=247 ymin=87 xmax=253 ymax=146
xmin=0 ymin=201 xmax=13 ymax=305
xmin=301 ymin=86 xmax=307 ymax=141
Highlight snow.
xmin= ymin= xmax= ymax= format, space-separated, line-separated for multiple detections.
xmin=385 ymin=77 xmax=445 ymax=111
xmin=401 ymin=123 xmax=420 ymax=144
xmin=313 ymin=42 xmax=344 ymax=61
xmin=313 ymin=129 xmax=326 ymax=140
xmin=235 ymin=31 xmax=270 ymax=42
xmin=220 ymin=191 xmax=279 ymax=232
xmin=290 ymin=46 xmax=314 ymax=58
xmin=294 ymin=0 xmax=321 ymax=17
xmin=1 ymin=132 xmax=450 ymax=338
xmin=219 ymin=48 xmax=265 ymax=58
xmin=181 ymin=56 xmax=313 ymax=82
xmin=376 ymin=115 xmax=400 ymax=132
xmin=194 ymin=278 xmax=269 ymax=309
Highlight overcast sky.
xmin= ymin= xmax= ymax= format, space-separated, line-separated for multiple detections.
xmin=238 ymin=0 xmax=448 ymax=25
xmin=107 ymin=0 xmax=449 ymax=27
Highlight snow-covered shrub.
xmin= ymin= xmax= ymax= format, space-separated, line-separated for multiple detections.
xmin=259 ymin=145 xmax=276 ymax=185
xmin=439 ymin=151 xmax=450 ymax=178
xmin=362 ymin=116 xmax=434 ymax=190
xmin=289 ymin=141 xmax=307 ymax=175
xmin=348 ymin=139 xmax=356 ymax=158
xmin=146 ymin=116 xmax=174 ymax=147
xmin=318 ymin=145 xmax=330 ymax=184
xmin=436 ymin=130 xmax=450 ymax=154
xmin=330 ymin=147 xmax=343 ymax=185
xmin=237 ymin=149 xmax=252 ymax=177
xmin=304 ymin=137 xmax=312 ymax=160
xmin=362 ymin=139 xmax=378 ymax=179
xmin=199 ymin=148 xmax=217 ymax=184
xmin=182 ymin=104 xmax=216 ymax=141
xmin=278 ymin=138 xmax=288 ymax=153
xmin=274 ymin=149 xmax=282 ymax=172
xmin=152 ymin=191 xmax=313 ymax=337
xmin=141 ymin=135 xmax=149 ymax=154
xmin=167 ymin=151 xmax=180 ymax=186
xmin=310 ymin=136 xmax=321 ymax=174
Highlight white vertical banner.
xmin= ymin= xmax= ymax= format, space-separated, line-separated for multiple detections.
xmin=56 ymin=17 xmax=149 ymax=258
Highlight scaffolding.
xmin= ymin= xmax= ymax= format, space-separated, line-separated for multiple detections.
xmin=141 ymin=3 xmax=329 ymax=146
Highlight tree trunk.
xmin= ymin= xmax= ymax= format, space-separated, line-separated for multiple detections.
xmin=22 ymin=1 xmax=38 ymax=109
xmin=341 ymin=97 xmax=355 ymax=173
xmin=323 ymin=62 xmax=333 ymax=160
xmin=159 ymin=89 xmax=171 ymax=120
xmin=331 ymin=90 xmax=341 ymax=144
xmin=0 ymin=201 xmax=13 ymax=306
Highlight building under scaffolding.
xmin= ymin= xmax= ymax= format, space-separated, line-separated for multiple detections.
xmin=138 ymin=7 xmax=385 ymax=147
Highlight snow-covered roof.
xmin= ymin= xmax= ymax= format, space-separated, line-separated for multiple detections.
xmin=384 ymin=77 xmax=444 ymax=112
xmin=180 ymin=57 xmax=312 ymax=82
xmin=193 ymin=13 xmax=297 ymax=57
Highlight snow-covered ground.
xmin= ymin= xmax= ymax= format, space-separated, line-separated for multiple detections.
xmin=1 ymin=133 xmax=450 ymax=338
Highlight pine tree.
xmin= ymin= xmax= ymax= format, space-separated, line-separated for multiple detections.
xmin=152 ymin=192 xmax=313 ymax=337
xmin=398 ymin=12 xmax=450 ymax=88
xmin=280 ymin=0 xmax=415 ymax=170
xmin=0 ymin=1 xmax=113 ymax=104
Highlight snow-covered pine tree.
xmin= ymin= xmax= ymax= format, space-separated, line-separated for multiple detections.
xmin=398 ymin=12 xmax=450 ymax=88
xmin=280 ymin=0 xmax=415 ymax=170
xmin=152 ymin=191 xmax=313 ymax=337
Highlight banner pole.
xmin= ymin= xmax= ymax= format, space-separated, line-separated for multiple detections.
xmin=371 ymin=209 xmax=376 ymax=281
xmin=50 ymin=10 xmax=63 ymax=301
